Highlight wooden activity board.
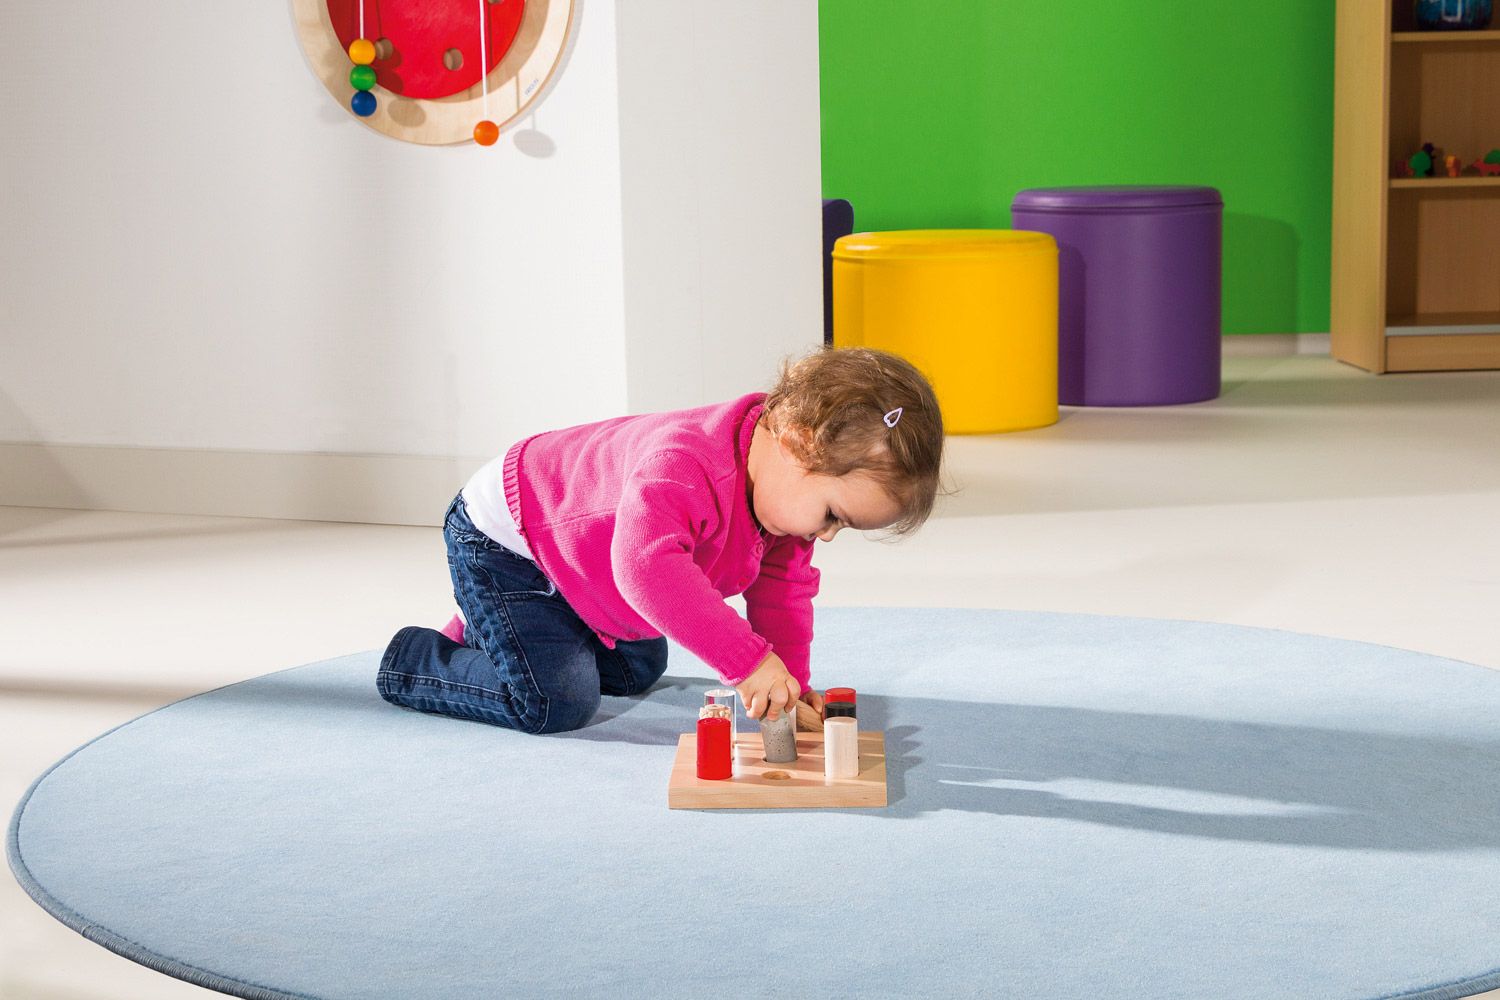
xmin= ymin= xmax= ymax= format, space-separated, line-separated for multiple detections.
xmin=668 ymin=731 xmax=888 ymax=810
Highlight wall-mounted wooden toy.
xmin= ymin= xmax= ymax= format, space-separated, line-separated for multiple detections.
xmin=291 ymin=0 xmax=575 ymax=146
xmin=1474 ymin=150 xmax=1500 ymax=176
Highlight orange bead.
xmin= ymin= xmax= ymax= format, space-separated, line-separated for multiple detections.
xmin=473 ymin=120 xmax=500 ymax=146
xmin=348 ymin=38 xmax=376 ymax=65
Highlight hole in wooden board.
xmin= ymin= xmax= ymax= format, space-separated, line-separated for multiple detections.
xmin=375 ymin=37 xmax=394 ymax=60
xmin=763 ymin=771 xmax=791 ymax=781
xmin=443 ymin=48 xmax=464 ymax=71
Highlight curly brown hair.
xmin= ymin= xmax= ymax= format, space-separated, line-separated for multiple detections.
xmin=760 ymin=346 xmax=949 ymax=538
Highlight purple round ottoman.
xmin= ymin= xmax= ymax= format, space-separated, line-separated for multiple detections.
xmin=1011 ymin=186 xmax=1222 ymax=406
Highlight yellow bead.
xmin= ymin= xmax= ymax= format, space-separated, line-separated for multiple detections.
xmin=348 ymin=38 xmax=376 ymax=65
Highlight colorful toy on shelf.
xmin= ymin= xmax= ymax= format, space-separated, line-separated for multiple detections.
xmin=1445 ymin=154 xmax=1463 ymax=177
xmin=1407 ymin=142 xmax=1439 ymax=178
xmin=1414 ymin=0 xmax=1494 ymax=31
xmin=1474 ymin=150 xmax=1500 ymax=176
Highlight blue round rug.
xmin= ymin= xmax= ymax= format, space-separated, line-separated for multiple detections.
xmin=10 ymin=607 xmax=1500 ymax=1000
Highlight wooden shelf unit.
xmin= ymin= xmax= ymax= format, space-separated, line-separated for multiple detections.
xmin=1331 ymin=2 xmax=1500 ymax=372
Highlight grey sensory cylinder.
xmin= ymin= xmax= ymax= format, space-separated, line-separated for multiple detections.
xmin=759 ymin=707 xmax=797 ymax=763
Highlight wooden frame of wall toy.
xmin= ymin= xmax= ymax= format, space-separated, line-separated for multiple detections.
xmin=291 ymin=0 xmax=575 ymax=146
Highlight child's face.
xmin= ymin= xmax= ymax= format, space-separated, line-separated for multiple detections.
xmin=749 ymin=424 xmax=904 ymax=543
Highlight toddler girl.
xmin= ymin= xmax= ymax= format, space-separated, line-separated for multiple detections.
xmin=377 ymin=345 xmax=945 ymax=734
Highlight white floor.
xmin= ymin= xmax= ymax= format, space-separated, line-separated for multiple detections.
xmin=3 ymin=353 xmax=1499 ymax=999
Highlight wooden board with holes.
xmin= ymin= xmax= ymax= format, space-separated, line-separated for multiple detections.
xmin=667 ymin=731 xmax=887 ymax=809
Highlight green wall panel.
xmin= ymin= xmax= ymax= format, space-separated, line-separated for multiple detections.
xmin=819 ymin=2 xmax=1336 ymax=335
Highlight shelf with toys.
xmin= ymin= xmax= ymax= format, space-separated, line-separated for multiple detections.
xmin=1331 ymin=0 xmax=1500 ymax=372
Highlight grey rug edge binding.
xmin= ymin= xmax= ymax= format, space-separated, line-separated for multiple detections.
xmin=7 ymin=614 xmax=1500 ymax=1000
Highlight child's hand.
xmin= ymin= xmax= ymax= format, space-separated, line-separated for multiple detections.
xmin=736 ymin=652 xmax=800 ymax=721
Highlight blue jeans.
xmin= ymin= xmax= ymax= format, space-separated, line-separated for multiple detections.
xmin=377 ymin=495 xmax=669 ymax=734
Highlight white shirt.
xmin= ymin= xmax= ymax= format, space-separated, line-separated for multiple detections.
xmin=460 ymin=447 xmax=536 ymax=561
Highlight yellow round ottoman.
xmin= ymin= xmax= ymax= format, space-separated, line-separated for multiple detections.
xmin=832 ymin=229 xmax=1058 ymax=434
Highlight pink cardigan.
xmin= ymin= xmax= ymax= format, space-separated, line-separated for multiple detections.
xmin=501 ymin=392 xmax=819 ymax=687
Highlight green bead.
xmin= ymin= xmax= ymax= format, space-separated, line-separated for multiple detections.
xmin=350 ymin=64 xmax=377 ymax=91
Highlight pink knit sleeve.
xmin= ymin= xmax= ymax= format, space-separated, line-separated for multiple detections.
xmin=610 ymin=451 xmax=772 ymax=686
xmin=743 ymin=534 xmax=819 ymax=689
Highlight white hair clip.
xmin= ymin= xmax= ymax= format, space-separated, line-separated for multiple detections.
xmin=883 ymin=407 xmax=903 ymax=428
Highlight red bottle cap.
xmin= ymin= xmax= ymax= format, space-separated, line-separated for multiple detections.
xmin=825 ymin=687 xmax=856 ymax=704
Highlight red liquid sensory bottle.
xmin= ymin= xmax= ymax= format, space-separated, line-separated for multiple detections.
xmin=696 ymin=716 xmax=732 ymax=780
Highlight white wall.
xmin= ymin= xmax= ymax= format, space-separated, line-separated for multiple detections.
xmin=0 ymin=0 xmax=822 ymax=524
xmin=615 ymin=1 xmax=824 ymax=412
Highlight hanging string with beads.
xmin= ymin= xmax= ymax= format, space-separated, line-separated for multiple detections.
xmin=479 ymin=0 xmax=489 ymax=119
xmin=473 ymin=0 xmax=499 ymax=145
xmin=347 ymin=0 xmax=377 ymax=117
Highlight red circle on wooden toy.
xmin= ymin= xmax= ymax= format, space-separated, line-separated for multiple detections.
xmin=825 ymin=687 xmax=856 ymax=704
xmin=326 ymin=0 xmax=526 ymax=100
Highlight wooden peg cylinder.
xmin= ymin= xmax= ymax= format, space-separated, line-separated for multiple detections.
xmin=795 ymin=699 xmax=824 ymax=732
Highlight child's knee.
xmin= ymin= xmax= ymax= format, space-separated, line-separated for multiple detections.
xmin=603 ymin=638 xmax=669 ymax=696
xmin=531 ymin=687 xmax=600 ymax=734
xmin=628 ymin=660 xmax=669 ymax=697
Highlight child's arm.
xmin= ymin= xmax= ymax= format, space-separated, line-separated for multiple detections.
xmin=610 ymin=450 xmax=777 ymax=688
xmin=742 ymin=533 xmax=820 ymax=690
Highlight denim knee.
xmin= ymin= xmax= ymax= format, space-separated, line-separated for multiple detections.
xmin=601 ymin=637 xmax=670 ymax=697
xmin=638 ymin=647 xmax=670 ymax=690
xmin=530 ymin=684 xmax=601 ymax=734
